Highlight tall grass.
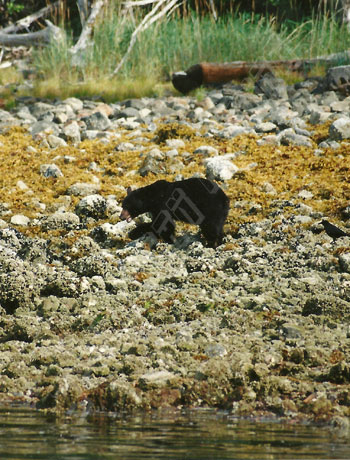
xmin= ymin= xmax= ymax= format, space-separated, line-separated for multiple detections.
xmin=29 ymin=10 xmax=350 ymax=101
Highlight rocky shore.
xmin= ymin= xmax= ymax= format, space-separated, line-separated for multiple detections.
xmin=0 ymin=69 xmax=350 ymax=428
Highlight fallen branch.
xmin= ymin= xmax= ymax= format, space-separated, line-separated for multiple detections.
xmin=172 ymin=50 xmax=350 ymax=93
xmin=76 ymin=0 xmax=90 ymax=27
xmin=112 ymin=0 xmax=182 ymax=76
xmin=70 ymin=0 xmax=106 ymax=67
xmin=0 ymin=20 xmax=64 ymax=47
xmin=1 ymin=1 xmax=62 ymax=35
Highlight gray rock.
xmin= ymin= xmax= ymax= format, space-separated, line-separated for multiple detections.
xmin=29 ymin=102 xmax=55 ymax=118
xmin=324 ymin=65 xmax=350 ymax=94
xmin=30 ymin=121 xmax=60 ymax=137
xmin=40 ymin=164 xmax=63 ymax=178
xmin=254 ymin=72 xmax=288 ymax=99
xmin=221 ymin=90 xmax=262 ymax=111
xmin=193 ymin=145 xmax=219 ymax=155
xmin=47 ymin=134 xmax=68 ymax=148
xmin=115 ymin=107 xmax=140 ymax=119
xmin=82 ymin=111 xmax=111 ymax=130
xmin=75 ymin=194 xmax=107 ymax=219
xmin=40 ymin=211 xmax=80 ymax=231
xmin=62 ymin=121 xmax=81 ymax=144
xmin=309 ymin=109 xmax=332 ymax=125
xmin=66 ymin=182 xmax=101 ymax=196
xmin=63 ymin=97 xmax=84 ymax=111
xmin=255 ymin=121 xmax=277 ymax=133
xmin=279 ymin=128 xmax=312 ymax=147
xmin=329 ymin=117 xmax=350 ymax=140
xmin=124 ymin=99 xmax=146 ymax=110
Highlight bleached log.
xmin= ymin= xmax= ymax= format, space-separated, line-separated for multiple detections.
xmin=1 ymin=1 xmax=61 ymax=34
xmin=0 ymin=20 xmax=64 ymax=47
xmin=112 ymin=0 xmax=181 ymax=76
xmin=77 ymin=0 xmax=90 ymax=27
xmin=70 ymin=0 xmax=106 ymax=67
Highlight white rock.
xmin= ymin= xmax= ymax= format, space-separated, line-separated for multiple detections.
xmin=329 ymin=117 xmax=350 ymax=140
xmin=10 ymin=214 xmax=30 ymax=226
xmin=204 ymin=156 xmax=239 ymax=181
xmin=16 ymin=180 xmax=29 ymax=191
xmin=165 ymin=138 xmax=185 ymax=148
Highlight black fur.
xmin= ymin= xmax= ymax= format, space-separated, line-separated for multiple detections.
xmin=120 ymin=178 xmax=230 ymax=248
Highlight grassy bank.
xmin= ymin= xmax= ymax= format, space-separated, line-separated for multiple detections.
xmin=3 ymin=10 xmax=350 ymax=103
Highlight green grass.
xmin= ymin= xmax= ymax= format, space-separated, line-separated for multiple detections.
xmin=10 ymin=11 xmax=350 ymax=102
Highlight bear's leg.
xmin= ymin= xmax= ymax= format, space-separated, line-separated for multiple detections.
xmin=151 ymin=211 xmax=176 ymax=243
xmin=200 ymin=221 xmax=224 ymax=248
xmin=128 ymin=223 xmax=154 ymax=240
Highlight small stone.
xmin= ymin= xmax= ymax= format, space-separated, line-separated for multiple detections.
xmin=62 ymin=121 xmax=81 ymax=144
xmin=329 ymin=117 xmax=350 ymax=141
xmin=204 ymin=156 xmax=239 ymax=181
xmin=47 ymin=134 xmax=68 ymax=148
xmin=66 ymin=182 xmax=101 ymax=197
xmin=40 ymin=163 xmax=63 ymax=178
xmin=193 ymin=145 xmax=219 ymax=155
xmin=75 ymin=194 xmax=107 ymax=219
xmin=10 ymin=214 xmax=30 ymax=226
xmin=298 ymin=190 xmax=314 ymax=200
xmin=40 ymin=211 xmax=80 ymax=230
xmin=165 ymin=139 xmax=185 ymax=148
xmin=205 ymin=344 xmax=227 ymax=358
xmin=16 ymin=180 xmax=29 ymax=191
xmin=63 ymin=97 xmax=84 ymax=111
xmin=139 ymin=370 xmax=176 ymax=388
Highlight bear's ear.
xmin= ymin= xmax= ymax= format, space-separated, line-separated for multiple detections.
xmin=127 ymin=186 xmax=132 ymax=195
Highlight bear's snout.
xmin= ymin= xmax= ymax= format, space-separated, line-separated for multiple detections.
xmin=120 ymin=208 xmax=132 ymax=222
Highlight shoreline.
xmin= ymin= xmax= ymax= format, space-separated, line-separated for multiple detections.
xmin=0 ymin=73 xmax=350 ymax=428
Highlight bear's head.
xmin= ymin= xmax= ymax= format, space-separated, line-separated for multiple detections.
xmin=120 ymin=187 xmax=144 ymax=222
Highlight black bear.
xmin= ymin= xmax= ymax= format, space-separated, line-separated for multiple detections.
xmin=120 ymin=178 xmax=230 ymax=248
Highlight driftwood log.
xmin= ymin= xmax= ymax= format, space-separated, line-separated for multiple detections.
xmin=172 ymin=51 xmax=350 ymax=94
xmin=1 ymin=2 xmax=61 ymax=35
xmin=0 ymin=20 xmax=63 ymax=47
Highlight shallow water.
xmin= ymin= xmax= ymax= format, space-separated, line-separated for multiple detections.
xmin=0 ymin=406 xmax=349 ymax=459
